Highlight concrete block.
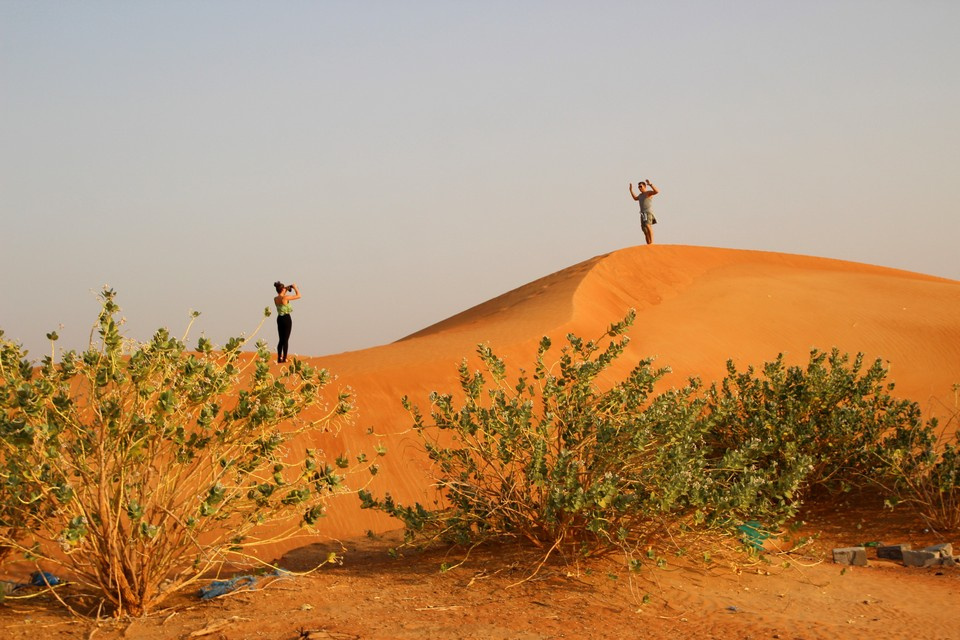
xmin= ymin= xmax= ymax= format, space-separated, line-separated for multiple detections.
xmin=902 ymin=549 xmax=941 ymax=568
xmin=876 ymin=544 xmax=911 ymax=561
xmin=923 ymin=543 xmax=953 ymax=557
xmin=833 ymin=547 xmax=868 ymax=566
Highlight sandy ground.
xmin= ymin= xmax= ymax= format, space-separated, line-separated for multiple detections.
xmin=3 ymin=245 xmax=960 ymax=638
xmin=2 ymin=499 xmax=959 ymax=639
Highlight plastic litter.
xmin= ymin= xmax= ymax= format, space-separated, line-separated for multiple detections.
xmin=198 ymin=575 xmax=258 ymax=600
xmin=197 ymin=568 xmax=290 ymax=600
xmin=0 ymin=571 xmax=64 ymax=599
xmin=737 ymin=520 xmax=771 ymax=550
xmin=30 ymin=571 xmax=61 ymax=587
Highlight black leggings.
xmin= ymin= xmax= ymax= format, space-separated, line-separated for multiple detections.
xmin=277 ymin=314 xmax=292 ymax=361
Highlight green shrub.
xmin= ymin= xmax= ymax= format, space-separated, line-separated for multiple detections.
xmin=702 ymin=349 xmax=923 ymax=516
xmin=875 ymin=388 xmax=960 ymax=532
xmin=361 ymin=317 xmax=933 ymax=566
xmin=362 ymin=313 xmax=765 ymax=562
xmin=0 ymin=289 xmax=374 ymax=616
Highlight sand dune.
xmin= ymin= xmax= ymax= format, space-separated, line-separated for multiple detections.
xmin=303 ymin=244 xmax=960 ymax=542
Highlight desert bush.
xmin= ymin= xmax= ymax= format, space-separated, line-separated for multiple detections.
xmin=361 ymin=313 xmax=788 ymax=563
xmin=701 ymin=349 xmax=923 ymax=516
xmin=0 ymin=289 xmax=375 ymax=616
xmin=875 ymin=386 xmax=960 ymax=532
xmin=361 ymin=316 xmax=933 ymax=566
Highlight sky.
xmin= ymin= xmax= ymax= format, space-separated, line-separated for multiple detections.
xmin=2 ymin=1 xmax=958 ymax=361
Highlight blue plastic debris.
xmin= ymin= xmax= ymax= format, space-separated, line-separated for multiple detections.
xmin=737 ymin=520 xmax=771 ymax=550
xmin=198 ymin=575 xmax=257 ymax=600
xmin=30 ymin=571 xmax=61 ymax=587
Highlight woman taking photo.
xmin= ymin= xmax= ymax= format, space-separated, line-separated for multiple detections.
xmin=273 ymin=281 xmax=300 ymax=363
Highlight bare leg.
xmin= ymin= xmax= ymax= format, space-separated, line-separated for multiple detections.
xmin=642 ymin=223 xmax=654 ymax=245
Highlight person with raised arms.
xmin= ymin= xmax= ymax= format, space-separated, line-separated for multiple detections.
xmin=629 ymin=179 xmax=659 ymax=244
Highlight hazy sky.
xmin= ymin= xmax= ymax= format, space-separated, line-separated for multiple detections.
xmin=3 ymin=1 xmax=958 ymax=361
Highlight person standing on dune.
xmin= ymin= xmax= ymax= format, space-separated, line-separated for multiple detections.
xmin=629 ymin=179 xmax=659 ymax=244
xmin=273 ymin=281 xmax=300 ymax=364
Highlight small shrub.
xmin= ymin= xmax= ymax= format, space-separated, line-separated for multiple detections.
xmin=702 ymin=349 xmax=921 ymax=512
xmin=0 ymin=289 xmax=375 ymax=615
xmin=875 ymin=387 xmax=960 ymax=532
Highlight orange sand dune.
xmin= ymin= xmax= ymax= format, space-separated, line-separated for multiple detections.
xmin=301 ymin=245 xmax=960 ymax=543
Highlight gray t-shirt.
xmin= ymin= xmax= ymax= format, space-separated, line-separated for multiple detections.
xmin=639 ymin=194 xmax=653 ymax=215
xmin=638 ymin=193 xmax=655 ymax=224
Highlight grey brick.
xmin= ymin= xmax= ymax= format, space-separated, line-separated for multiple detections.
xmin=833 ymin=547 xmax=868 ymax=566
xmin=902 ymin=549 xmax=941 ymax=568
xmin=923 ymin=543 xmax=953 ymax=557
xmin=876 ymin=544 xmax=911 ymax=561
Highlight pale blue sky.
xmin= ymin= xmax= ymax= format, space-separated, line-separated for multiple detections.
xmin=2 ymin=1 xmax=958 ymax=360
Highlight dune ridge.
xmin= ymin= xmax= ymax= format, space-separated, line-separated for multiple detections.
xmin=398 ymin=253 xmax=605 ymax=344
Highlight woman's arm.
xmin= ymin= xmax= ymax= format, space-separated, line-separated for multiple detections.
xmin=285 ymin=284 xmax=302 ymax=301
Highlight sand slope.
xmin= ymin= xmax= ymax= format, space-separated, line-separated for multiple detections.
xmin=303 ymin=245 xmax=960 ymax=542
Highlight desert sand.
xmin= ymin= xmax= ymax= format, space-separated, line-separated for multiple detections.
xmin=3 ymin=244 xmax=960 ymax=639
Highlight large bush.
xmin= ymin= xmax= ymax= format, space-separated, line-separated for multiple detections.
xmin=702 ymin=349 xmax=923 ymax=512
xmin=362 ymin=315 xmax=935 ymax=565
xmin=0 ymin=289 xmax=374 ymax=615
xmin=363 ymin=313 xmax=773 ymax=562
